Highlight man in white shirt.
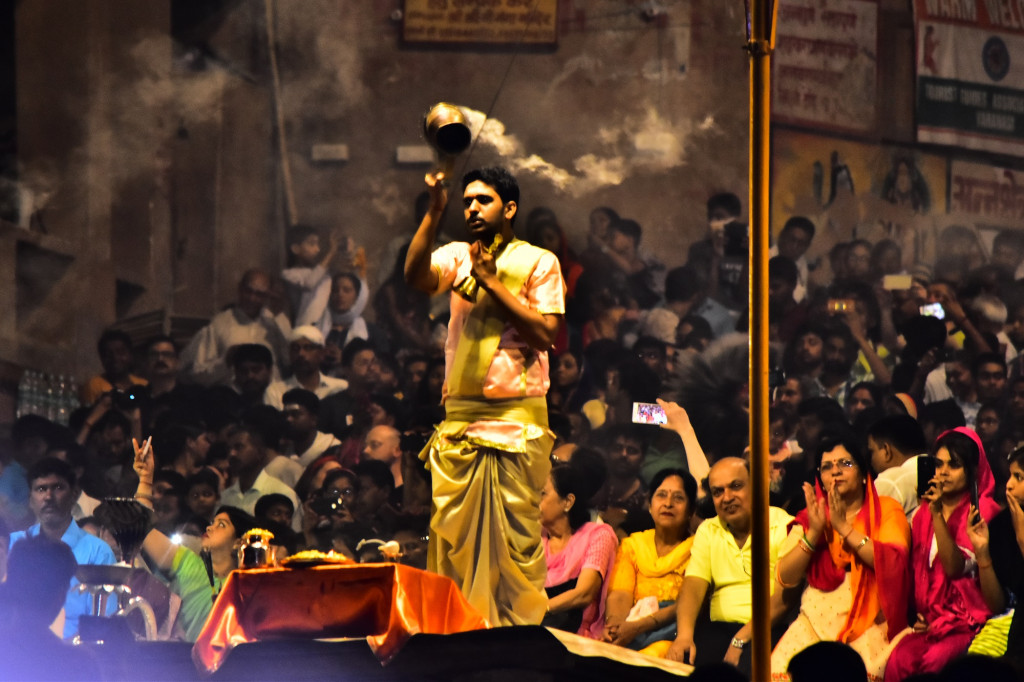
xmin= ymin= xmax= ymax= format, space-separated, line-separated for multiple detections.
xmin=264 ymin=326 xmax=348 ymax=409
xmin=242 ymin=404 xmax=305 ymax=489
xmin=180 ymin=269 xmax=291 ymax=386
xmin=768 ymin=216 xmax=814 ymax=302
xmin=282 ymin=388 xmax=340 ymax=468
xmin=220 ymin=422 xmax=300 ymax=530
xmin=867 ymin=414 xmax=927 ymax=519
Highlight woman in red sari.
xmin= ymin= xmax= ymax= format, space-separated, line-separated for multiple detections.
xmin=884 ymin=427 xmax=1000 ymax=680
xmin=771 ymin=429 xmax=910 ymax=681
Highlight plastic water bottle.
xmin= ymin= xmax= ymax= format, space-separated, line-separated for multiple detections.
xmin=65 ymin=376 xmax=80 ymax=420
xmin=16 ymin=370 xmax=31 ymax=419
xmin=23 ymin=370 xmax=40 ymax=417
xmin=43 ymin=373 xmax=57 ymax=421
xmin=55 ymin=374 xmax=69 ymax=425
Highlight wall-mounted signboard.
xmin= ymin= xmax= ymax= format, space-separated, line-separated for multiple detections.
xmin=403 ymin=0 xmax=559 ymax=46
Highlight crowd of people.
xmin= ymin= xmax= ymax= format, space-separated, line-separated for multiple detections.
xmin=2 ymin=180 xmax=1024 ymax=682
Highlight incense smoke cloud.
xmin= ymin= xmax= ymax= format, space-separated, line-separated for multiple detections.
xmin=12 ymin=34 xmax=230 ymax=224
xmin=460 ymin=105 xmax=711 ymax=198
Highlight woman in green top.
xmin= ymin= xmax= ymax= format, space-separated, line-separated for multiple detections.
xmin=133 ymin=439 xmax=256 ymax=640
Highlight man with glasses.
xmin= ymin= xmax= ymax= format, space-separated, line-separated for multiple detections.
xmin=143 ymin=335 xmax=204 ymax=431
xmin=8 ymin=458 xmax=116 ymax=639
xmin=144 ymin=335 xmax=182 ymax=400
xmin=302 ymin=469 xmax=367 ymax=557
xmin=666 ymin=457 xmax=796 ymax=676
xmin=634 ymin=335 xmax=671 ymax=381
xmin=180 ymin=268 xmax=291 ymax=387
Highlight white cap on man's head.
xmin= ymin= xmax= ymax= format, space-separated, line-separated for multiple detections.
xmin=638 ymin=308 xmax=680 ymax=347
xmin=290 ymin=325 xmax=325 ymax=346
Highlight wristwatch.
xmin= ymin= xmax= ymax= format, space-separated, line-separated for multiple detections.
xmin=730 ymin=637 xmax=748 ymax=650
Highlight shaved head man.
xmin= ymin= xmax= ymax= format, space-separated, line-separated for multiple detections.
xmin=362 ymin=425 xmax=403 ymax=488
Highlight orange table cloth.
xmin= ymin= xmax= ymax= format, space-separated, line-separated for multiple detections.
xmin=192 ymin=562 xmax=488 ymax=675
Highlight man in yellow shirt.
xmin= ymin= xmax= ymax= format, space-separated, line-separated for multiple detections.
xmin=665 ymin=457 xmax=797 ymax=676
xmin=80 ymin=329 xmax=148 ymax=406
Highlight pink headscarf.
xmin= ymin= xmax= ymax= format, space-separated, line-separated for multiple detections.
xmin=932 ymin=427 xmax=998 ymax=518
xmin=909 ymin=426 xmax=999 ymax=636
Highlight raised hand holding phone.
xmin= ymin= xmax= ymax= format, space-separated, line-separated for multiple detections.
xmin=631 ymin=401 xmax=667 ymax=425
xmin=966 ymin=504 xmax=989 ymax=555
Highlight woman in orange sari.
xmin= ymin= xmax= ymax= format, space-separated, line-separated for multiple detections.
xmin=771 ymin=429 xmax=911 ymax=681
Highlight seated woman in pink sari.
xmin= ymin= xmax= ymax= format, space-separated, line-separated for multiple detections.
xmin=884 ymin=427 xmax=1000 ymax=680
xmin=540 ymin=459 xmax=618 ymax=638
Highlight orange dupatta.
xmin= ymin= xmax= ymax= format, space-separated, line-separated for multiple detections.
xmin=791 ymin=476 xmax=911 ymax=643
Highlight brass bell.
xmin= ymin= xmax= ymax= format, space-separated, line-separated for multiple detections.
xmin=423 ymin=102 xmax=472 ymax=179
xmin=453 ymin=234 xmax=504 ymax=302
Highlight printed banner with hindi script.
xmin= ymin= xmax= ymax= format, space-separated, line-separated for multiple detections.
xmin=773 ymin=0 xmax=878 ymax=133
xmin=950 ymin=158 xmax=1024 ymax=229
xmin=772 ymin=128 xmax=948 ymax=275
xmin=403 ymin=0 xmax=558 ymax=45
xmin=914 ymin=0 xmax=1024 ymax=157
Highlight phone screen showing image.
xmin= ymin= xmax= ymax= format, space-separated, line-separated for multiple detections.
xmin=882 ymin=274 xmax=913 ymax=290
xmin=632 ymin=402 xmax=667 ymax=425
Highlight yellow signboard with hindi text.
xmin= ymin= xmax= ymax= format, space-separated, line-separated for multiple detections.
xmin=402 ymin=0 xmax=558 ymax=46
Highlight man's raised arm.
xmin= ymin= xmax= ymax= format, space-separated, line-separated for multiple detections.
xmin=404 ymin=172 xmax=447 ymax=293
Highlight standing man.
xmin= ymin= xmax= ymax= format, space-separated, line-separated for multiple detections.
xmin=404 ymin=167 xmax=565 ymax=626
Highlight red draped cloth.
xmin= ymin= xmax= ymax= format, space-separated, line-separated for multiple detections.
xmin=192 ymin=562 xmax=488 ymax=675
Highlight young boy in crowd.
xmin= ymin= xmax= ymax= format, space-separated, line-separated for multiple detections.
xmin=281 ymin=224 xmax=342 ymax=328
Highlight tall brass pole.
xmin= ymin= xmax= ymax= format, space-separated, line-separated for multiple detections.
xmin=747 ymin=1 xmax=777 ymax=680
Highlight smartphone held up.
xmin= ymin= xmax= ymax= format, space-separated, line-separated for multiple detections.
xmin=917 ymin=456 xmax=936 ymax=498
xmin=632 ymin=402 xmax=667 ymax=425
